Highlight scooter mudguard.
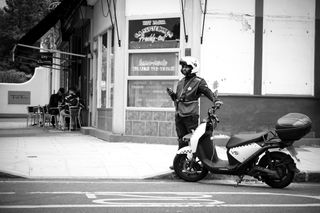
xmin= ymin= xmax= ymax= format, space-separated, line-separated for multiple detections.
xmin=176 ymin=146 xmax=193 ymax=160
xmin=190 ymin=123 xmax=206 ymax=153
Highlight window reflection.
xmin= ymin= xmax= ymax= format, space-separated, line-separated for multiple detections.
xmin=128 ymin=80 xmax=176 ymax=108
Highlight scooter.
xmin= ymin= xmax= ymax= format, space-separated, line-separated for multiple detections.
xmin=173 ymin=91 xmax=312 ymax=188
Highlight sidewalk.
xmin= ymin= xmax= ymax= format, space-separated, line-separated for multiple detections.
xmin=0 ymin=132 xmax=177 ymax=179
xmin=0 ymin=118 xmax=319 ymax=182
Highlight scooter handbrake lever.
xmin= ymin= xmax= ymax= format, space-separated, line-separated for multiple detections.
xmin=213 ymin=114 xmax=219 ymax=123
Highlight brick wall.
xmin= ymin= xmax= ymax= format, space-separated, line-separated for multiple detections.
xmin=125 ymin=110 xmax=176 ymax=137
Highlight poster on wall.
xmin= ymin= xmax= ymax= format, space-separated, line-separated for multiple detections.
xmin=8 ymin=91 xmax=30 ymax=104
xmin=129 ymin=52 xmax=179 ymax=76
xmin=129 ymin=18 xmax=180 ymax=49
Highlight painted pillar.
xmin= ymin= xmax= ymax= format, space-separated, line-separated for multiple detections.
xmin=52 ymin=52 xmax=61 ymax=94
xmin=181 ymin=0 xmax=201 ymax=60
xmin=112 ymin=0 xmax=126 ymax=134
xmin=191 ymin=0 xmax=201 ymax=65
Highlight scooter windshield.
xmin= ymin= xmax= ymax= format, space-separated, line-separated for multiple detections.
xmin=190 ymin=123 xmax=207 ymax=153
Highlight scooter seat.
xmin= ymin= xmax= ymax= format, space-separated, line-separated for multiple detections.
xmin=226 ymin=132 xmax=268 ymax=149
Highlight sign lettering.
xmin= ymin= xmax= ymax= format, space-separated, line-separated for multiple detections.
xmin=129 ymin=53 xmax=178 ymax=76
xmin=129 ymin=18 xmax=180 ymax=49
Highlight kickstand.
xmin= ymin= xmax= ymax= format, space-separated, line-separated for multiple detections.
xmin=235 ymin=175 xmax=244 ymax=187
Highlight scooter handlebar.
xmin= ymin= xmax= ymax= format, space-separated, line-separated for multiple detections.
xmin=208 ymin=100 xmax=223 ymax=121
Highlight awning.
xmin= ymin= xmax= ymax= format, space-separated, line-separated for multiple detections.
xmin=18 ymin=0 xmax=85 ymax=45
xmin=14 ymin=0 xmax=87 ymax=71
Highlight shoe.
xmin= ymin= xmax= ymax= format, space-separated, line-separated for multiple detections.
xmin=169 ymin=166 xmax=174 ymax=170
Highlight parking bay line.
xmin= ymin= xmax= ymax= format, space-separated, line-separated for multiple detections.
xmin=1 ymin=203 xmax=320 ymax=208
xmin=1 ymin=191 xmax=320 ymax=208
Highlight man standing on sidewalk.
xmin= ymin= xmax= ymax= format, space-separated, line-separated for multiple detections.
xmin=167 ymin=56 xmax=216 ymax=150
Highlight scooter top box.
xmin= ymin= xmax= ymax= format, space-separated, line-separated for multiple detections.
xmin=275 ymin=113 xmax=312 ymax=141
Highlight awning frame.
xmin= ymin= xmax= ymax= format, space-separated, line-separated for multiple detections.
xmin=180 ymin=0 xmax=189 ymax=43
xmin=200 ymin=0 xmax=208 ymax=44
xmin=13 ymin=43 xmax=87 ymax=63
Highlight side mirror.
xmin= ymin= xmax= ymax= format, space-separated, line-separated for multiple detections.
xmin=214 ymin=100 xmax=223 ymax=108
xmin=213 ymin=89 xmax=218 ymax=99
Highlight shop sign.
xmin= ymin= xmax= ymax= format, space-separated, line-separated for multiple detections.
xmin=8 ymin=91 xmax=30 ymax=104
xmin=38 ymin=52 xmax=53 ymax=66
xmin=129 ymin=18 xmax=180 ymax=49
xmin=129 ymin=53 xmax=178 ymax=76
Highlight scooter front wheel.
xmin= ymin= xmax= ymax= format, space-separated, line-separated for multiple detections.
xmin=173 ymin=154 xmax=208 ymax=182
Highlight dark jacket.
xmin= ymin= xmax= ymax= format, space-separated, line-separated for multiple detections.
xmin=65 ymin=94 xmax=79 ymax=107
xmin=48 ymin=93 xmax=64 ymax=115
xmin=62 ymin=94 xmax=79 ymax=114
xmin=175 ymin=74 xmax=214 ymax=117
xmin=48 ymin=93 xmax=63 ymax=108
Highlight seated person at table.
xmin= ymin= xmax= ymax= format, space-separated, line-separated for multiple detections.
xmin=48 ymin=88 xmax=65 ymax=127
xmin=59 ymin=88 xmax=79 ymax=130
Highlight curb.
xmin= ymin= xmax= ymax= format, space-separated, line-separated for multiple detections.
xmin=0 ymin=171 xmax=27 ymax=179
xmin=148 ymin=171 xmax=320 ymax=183
xmin=294 ymin=171 xmax=320 ymax=183
xmin=1 ymin=170 xmax=320 ymax=183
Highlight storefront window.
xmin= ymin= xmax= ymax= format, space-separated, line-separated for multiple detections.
xmin=110 ymin=29 xmax=114 ymax=107
xmin=127 ymin=17 xmax=180 ymax=108
xmin=262 ymin=0 xmax=314 ymax=95
xmin=128 ymin=80 xmax=176 ymax=108
xmin=100 ymin=33 xmax=108 ymax=108
xmin=98 ymin=28 xmax=114 ymax=108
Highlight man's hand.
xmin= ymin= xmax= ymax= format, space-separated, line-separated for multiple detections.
xmin=166 ymin=87 xmax=174 ymax=95
xmin=166 ymin=88 xmax=176 ymax=101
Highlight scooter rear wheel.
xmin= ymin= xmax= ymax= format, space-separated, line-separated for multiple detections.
xmin=173 ymin=154 xmax=208 ymax=182
xmin=258 ymin=152 xmax=295 ymax=188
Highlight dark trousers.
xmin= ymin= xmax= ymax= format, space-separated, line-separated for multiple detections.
xmin=175 ymin=114 xmax=199 ymax=148
xmin=48 ymin=108 xmax=59 ymax=125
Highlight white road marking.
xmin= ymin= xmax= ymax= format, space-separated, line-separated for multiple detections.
xmin=0 ymin=203 xmax=320 ymax=208
xmin=0 ymin=180 xmax=172 ymax=184
xmin=0 ymin=192 xmax=15 ymax=195
xmin=24 ymin=191 xmax=320 ymax=201
xmin=0 ymin=191 xmax=320 ymax=208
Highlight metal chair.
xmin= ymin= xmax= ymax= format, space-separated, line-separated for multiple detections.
xmin=64 ymin=106 xmax=81 ymax=131
xmin=77 ymin=107 xmax=82 ymax=128
xmin=26 ymin=106 xmax=36 ymax=126
xmin=43 ymin=105 xmax=58 ymax=128
xmin=32 ymin=105 xmax=42 ymax=126
xmin=37 ymin=106 xmax=45 ymax=127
